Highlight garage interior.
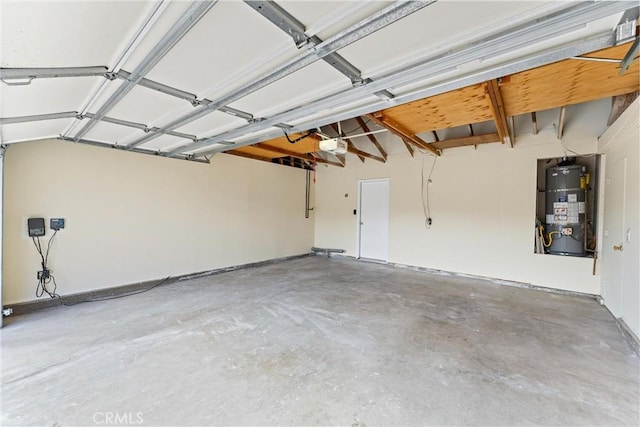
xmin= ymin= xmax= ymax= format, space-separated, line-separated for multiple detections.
xmin=1 ymin=1 xmax=639 ymax=425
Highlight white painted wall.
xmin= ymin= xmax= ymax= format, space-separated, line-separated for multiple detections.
xmin=315 ymin=111 xmax=607 ymax=294
xmin=3 ymin=139 xmax=314 ymax=304
xmin=597 ymin=98 xmax=640 ymax=337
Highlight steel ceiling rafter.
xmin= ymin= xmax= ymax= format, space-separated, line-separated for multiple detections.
xmin=124 ymin=0 xmax=435 ymax=151
xmin=58 ymin=136 xmax=210 ymax=164
xmin=244 ymin=1 xmax=394 ymax=99
xmin=1 ymin=66 xmax=258 ymax=123
xmin=70 ymin=0 xmax=218 ymax=141
xmin=179 ymin=1 xmax=634 ymax=157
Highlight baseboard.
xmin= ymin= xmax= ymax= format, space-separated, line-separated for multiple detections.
xmin=615 ymin=317 xmax=640 ymax=355
xmin=328 ymin=253 xmax=598 ymax=300
xmin=5 ymin=253 xmax=312 ymax=316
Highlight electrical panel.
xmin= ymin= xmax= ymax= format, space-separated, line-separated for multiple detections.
xmin=50 ymin=218 xmax=65 ymax=231
xmin=27 ymin=218 xmax=46 ymax=237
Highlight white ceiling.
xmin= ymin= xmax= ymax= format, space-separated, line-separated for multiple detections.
xmin=0 ymin=1 xmax=631 ymax=159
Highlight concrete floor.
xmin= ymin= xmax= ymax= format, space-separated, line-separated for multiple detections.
xmin=1 ymin=256 xmax=638 ymax=426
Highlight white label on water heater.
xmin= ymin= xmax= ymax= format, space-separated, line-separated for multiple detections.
xmin=546 ymin=214 xmax=554 ymax=224
xmin=568 ymin=194 xmax=577 ymax=202
xmin=578 ymin=202 xmax=585 ymax=214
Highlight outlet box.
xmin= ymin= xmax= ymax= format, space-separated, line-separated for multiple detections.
xmin=50 ymin=218 xmax=65 ymax=231
xmin=27 ymin=217 xmax=45 ymax=237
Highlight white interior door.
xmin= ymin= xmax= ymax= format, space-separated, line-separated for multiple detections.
xmin=358 ymin=179 xmax=389 ymax=261
xmin=601 ymin=157 xmax=626 ymax=316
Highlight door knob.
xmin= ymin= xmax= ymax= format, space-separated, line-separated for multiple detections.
xmin=613 ymin=244 xmax=623 ymax=252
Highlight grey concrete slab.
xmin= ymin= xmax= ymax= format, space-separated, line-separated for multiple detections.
xmin=1 ymin=256 xmax=638 ymax=426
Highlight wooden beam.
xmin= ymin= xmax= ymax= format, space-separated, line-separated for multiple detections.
xmin=331 ymin=123 xmax=365 ymax=163
xmin=402 ymin=140 xmax=415 ymax=157
xmin=227 ymin=149 xmax=307 ymax=170
xmin=430 ymin=133 xmax=500 ymax=150
xmin=531 ymin=112 xmax=538 ymax=135
xmin=367 ymin=112 xmax=439 ymax=156
xmin=355 ymin=116 xmax=387 ymax=161
xmin=347 ymin=145 xmax=385 ymax=163
xmin=507 ymin=116 xmax=515 ymax=148
xmin=310 ymin=152 xmax=344 ymax=168
xmin=557 ymin=106 xmax=566 ymax=140
xmin=485 ymin=79 xmax=510 ymax=146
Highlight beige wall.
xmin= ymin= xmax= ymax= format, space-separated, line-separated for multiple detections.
xmin=314 ymin=128 xmax=602 ymax=294
xmin=598 ymin=98 xmax=639 ymax=337
xmin=3 ymin=139 xmax=314 ymax=304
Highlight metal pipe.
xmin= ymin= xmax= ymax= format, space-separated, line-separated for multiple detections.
xmin=0 ymin=66 xmax=108 ymax=80
xmin=0 ymin=111 xmax=78 ymax=125
xmin=305 ymin=169 xmax=311 ymax=219
xmin=73 ymin=0 xmax=217 ymax=141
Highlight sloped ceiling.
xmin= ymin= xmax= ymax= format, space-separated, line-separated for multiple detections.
xmin=1 ymin=1 xmax=638 ymax=168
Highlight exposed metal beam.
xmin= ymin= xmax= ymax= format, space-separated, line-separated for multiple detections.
xmin=128 ymin=0 xmax=434 ymax=151
xmin=82 ymin=114 xmax=198 ymax=141
xmin=116 ymin=70 xmax=197 ymax=104
xmin=620 ymin=36 xmax=640 ymax=74
xmin=0 ymin=111 xmax=78 ymax=125
xmin=0 ymin=66 xmax=108 ymax=82
xmin=244 ymin=0 xmax=394 ymax=101
xmin=73 ymin=1 xmax=217 ymax=141
xmin=59 ymin=136 xmax=209 ymax=164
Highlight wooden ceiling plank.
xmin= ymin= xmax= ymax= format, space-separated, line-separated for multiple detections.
xmin=501 ymin=42 xmax=640 ymax=116
xmin=355 ymin=116 xmax=387 ymax=161
xmin=367 ymin=112 xmax=439 ymax=156
xmin=430 ymin=133 xmax=500 ymax=150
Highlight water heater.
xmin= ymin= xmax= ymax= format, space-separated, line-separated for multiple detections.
xmin=545 ymin=164 xmax=587 ymax=256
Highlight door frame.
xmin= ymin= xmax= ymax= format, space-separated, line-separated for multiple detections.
xmin=356 ymin=178 xmax=390 ymax=261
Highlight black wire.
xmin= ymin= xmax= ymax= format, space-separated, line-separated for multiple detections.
xmin=284 ymin=130 xmax=316 ymax=144
xmin=63 ymin=276 xmax=172 ymax=306
xmin=44 ymin=230 xmax=58 ymax=267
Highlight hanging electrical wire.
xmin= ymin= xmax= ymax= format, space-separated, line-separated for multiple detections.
xmin=32 ymin=231 xmax=60 ymax=298
xmin=421 ymin=154 xmax=437 ymax=229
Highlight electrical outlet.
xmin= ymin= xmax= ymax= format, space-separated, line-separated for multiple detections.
xmin=561 ymin=227 xmax=573 ymax=236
